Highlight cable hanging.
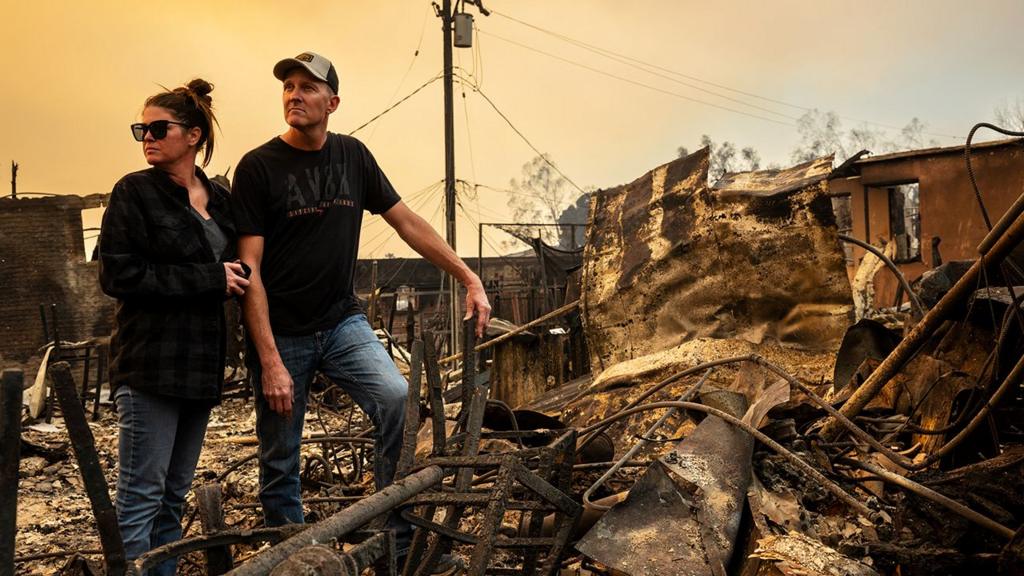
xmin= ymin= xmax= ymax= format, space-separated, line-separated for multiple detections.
xmin=490 ymin=8 xmax=961 ymax=141
xmin=348 ymin=74 xmax=444 ymax=136
xmin=454 ymin=73 xmax=588 ymax=196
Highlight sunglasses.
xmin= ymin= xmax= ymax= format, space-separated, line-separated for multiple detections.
xmin=130 ymin=120 xmax=190 ymax=142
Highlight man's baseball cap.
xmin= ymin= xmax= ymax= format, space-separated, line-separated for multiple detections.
xmin=273 ymin=51 xmax=339 ymax=94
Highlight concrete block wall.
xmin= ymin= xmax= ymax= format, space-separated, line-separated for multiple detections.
xmin=0 ymin=196 xmax=113 ymax=365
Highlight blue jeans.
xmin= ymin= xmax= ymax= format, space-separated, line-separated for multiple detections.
xmin=250 ymin=314 xmax=409 ymax=541
xmin=114 ymin=386 xmax=211 ymax=576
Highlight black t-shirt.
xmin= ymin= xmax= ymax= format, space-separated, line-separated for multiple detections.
xmin=231 ymin=133 xmax=401 ymax=335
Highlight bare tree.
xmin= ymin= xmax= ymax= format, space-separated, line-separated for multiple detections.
xmin=791 ymin=109 xmax=939 ymax=164
xmin=994 ymin=97 xmax=1024 ymax=131
xmin=556 ymin=191 xmax=592 ymax=249
xmin=504 ymin=154 xmax=573 ymax=248
xmin=791 ymin=110 xmax=850 ymax=163
xmin=741 ymin=146 xmax=761 ymax=171
xmin=678 ymin=134 xmax=759 ymax=183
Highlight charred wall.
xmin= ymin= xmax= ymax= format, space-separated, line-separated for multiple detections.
xmin=0 ymin=195 xmax=113 ymax=365
xmin=831 ymin=139 xmax=1024 ymax=306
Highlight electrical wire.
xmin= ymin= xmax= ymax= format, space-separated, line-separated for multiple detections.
xmin=365 ymin=4 xmax=433 ymax=143
xmin=358 ymin=180 xmax=442 ymax=248
xmin=491 ymin=9 xmax=806 ymax=112
xmin=360 ymin=181 xmax=443 ymax=256
xmin=478 ymin=29 xmax=797 ymax=128
xmin=364 ymin=185 xmax=440 ymax=256
xmin=964 ymin=123 xmax=1024 ymax=231
xmin=453 ymin=73 xmax=587 ymax=195
xmin=455 ymin=58 xmax=484 ymax=227
xmin=348 ymin=74 xmax=443 ymax=136
xmin=490 ymin=8 xmax=961 ymax=141
xmin=490 ymin=15 xmax=797 ymax=121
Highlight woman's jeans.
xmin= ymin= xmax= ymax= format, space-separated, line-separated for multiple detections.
xmin=114 ymin=386 xmax=211 ymax=576
xmin=249 ymin=314 xmax=410 ymax=544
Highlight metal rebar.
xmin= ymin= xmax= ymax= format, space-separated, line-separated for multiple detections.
xmin=131 ymin=527 xmax=303 ymax=576
xmin=438 ymin=299 xmax=579 ymax=365
xmin=578 ymin=401 xmax=874 ymax=518
xmin=581 ymin=368 xmax=713 ymax=511
xmin=838 ymin=458 xmax=1015 ymax=539
xmin=224 ymin=465 xmax=444 ymax=576
xmin=414 ymin=317 xmax=482 ymax=576
xmin=761 ymin=348 xmax=1024 ymax=471
xmin=577 ymin=354 xmax=756 ymax=454
xmin=838 ymin=233 xmax=926 ymax=317
xmin=822 ymin=205 xmax=1024 ymax=439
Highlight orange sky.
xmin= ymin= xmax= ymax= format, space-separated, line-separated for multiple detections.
xmin=1 ymin=1 xmax=1021 ymax=258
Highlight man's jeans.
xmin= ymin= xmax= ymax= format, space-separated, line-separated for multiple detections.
xmin=114 ymin=386 xmax=211 ymax=576
xmin=250 ymin=314 xmax=410 ymax=543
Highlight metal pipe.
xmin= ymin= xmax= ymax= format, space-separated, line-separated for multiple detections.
xmin=838 ymin=233 xmax=925 ymax=317
xmin=269 ymin=533 xmax=393 ymax=576
xmin=439 ymin=299 xmax=579 ymax=365
xmin=131 ymin=527 xmax=303 ymax=575
xmin=224 ymin=465 xmax=444 ymax=576
xmin=821 ymin=206 xmax=1024 ymax=440
xmin=578 ymin=401 xmax=874 ymax=518
xmin=925 ymin=347 xmax=1024 ymax=463
xmin=0 ymin=369 xmax=24 ymax=576
xmin=838 ymin=458 xmax=1015 ymax=539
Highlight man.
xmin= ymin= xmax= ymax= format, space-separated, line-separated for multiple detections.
xmin=231 ymin=51 xmax=490 ymax=569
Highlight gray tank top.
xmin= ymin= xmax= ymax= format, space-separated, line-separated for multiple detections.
xmin=190 ymin=208 xmax=228 ymax=260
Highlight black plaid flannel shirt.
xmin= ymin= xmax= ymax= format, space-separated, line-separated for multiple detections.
xmin=99 ymin=167 xmax=236 ymax=400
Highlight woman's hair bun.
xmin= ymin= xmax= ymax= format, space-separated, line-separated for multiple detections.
xmin=186 ymin=78 xmax=214 ymax=99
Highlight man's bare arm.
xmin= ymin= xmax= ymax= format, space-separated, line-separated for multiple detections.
xmin=382 ymin=201 xmax=491 ymax=336
xmin=238 ymin=235 xmax=294 ymax=416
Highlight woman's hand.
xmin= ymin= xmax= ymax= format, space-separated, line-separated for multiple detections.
xmin=224 ymin=262 xmax=250 ymax=296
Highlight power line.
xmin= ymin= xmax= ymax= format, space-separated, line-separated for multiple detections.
xmin=490 ymin=9 xmax=961 ymax=141
xmin=454 ymin=73 xmax=588 ymax=196
xmin=490 ymin=13 xmax=798 ymax=121
xmin=492 ymin=9 xmax=808 ymax=113
xmin=367 ymin=3 xmax=433 ymax=142
xmin=359 ymin=180 xmax=442 ymax=252
xmin=348 ymin=74 xmax=443 ymax=136
xmin=478 ymin=29 xmax=797 ymax=128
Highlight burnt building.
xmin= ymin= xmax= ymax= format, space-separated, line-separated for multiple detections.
xmin=352 ymin=250 xmax=579 ymax=343
xmin=0 ymin=194 xmax=113 ymax=366
xmin=828 ymin=138 xmax=1024 ymax=307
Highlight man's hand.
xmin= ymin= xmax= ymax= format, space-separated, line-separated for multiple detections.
xmin=464 ymin=281 xmax=492 ymax=338
xmin=262 ymin=362 xmax=294 ymax=417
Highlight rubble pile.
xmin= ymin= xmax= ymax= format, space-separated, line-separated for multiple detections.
xmin=3 ymin=146 xmax=1023 ymax=575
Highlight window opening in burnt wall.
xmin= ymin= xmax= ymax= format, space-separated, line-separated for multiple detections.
xmin=886 ymin=183 xmax=921 ymax=263
xmin=831 ymin=194 xmax=853 ymax=265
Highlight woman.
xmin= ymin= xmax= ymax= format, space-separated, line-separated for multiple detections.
xmin=98 ymin=79 xmax=248 ymax=574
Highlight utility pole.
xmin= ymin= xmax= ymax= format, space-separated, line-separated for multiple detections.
xmin=441 ymin=0 xmax=458 ymax=354
xmin=10 ymin=161 xmax=17 ymax=199
xmin=438 ymin=0 xmax=488 ymax=353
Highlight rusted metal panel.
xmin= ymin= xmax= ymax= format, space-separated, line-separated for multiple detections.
xmin=581 ymin=148 xmax=851 ymax=377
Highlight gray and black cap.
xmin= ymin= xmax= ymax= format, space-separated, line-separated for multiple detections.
xmin=273 ymin=51 xmax=339 ymax=94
